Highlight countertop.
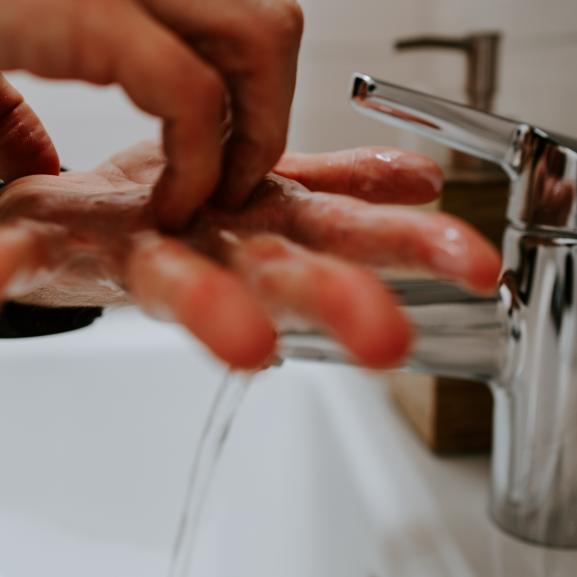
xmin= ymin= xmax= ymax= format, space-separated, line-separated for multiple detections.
xmin=0 ymin=309 xmax=575 ymax=577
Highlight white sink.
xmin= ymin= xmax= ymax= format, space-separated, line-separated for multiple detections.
xmin=0 ymin=309 xmax=575 ymax=577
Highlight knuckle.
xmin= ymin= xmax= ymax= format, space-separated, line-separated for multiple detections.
xmin=66 ymin=0 xmax=122 ymax=83
xmin=285 ymin=1 xmax=305 ymax=38
xmin=271 ymin=1 xmax=305 ymax=41
xmin=250 ymin=0 xmax=304 ymax=52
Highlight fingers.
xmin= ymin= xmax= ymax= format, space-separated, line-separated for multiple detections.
xmin=219 ymin=232 xmax=411 ymax=368
xmin=0 ymin=220 xmax=66 ymax=300
xmin=204 ymin=184 xmax=501 ymax=294
xmin=215 ymin=25 xmax=302 ymax=208
xmin=139 ymin=0 xmax=304 ymax=208
xmin=0 ymin=1 xmax=225 ymax=231
xmin=274 ymin=147 xmax=443 ymax=204
xmin=111 ymin=6 xmax=225 ymax=231
xmin=127 ymin=231 xmax=276 ymax=369
xmin=0 ymin=75 xmax=59 ymax=181
xmin=286 ymin=192 xmax=501 ymax=293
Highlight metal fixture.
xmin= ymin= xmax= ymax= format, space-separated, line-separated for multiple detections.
xmin=278 ymin=74 xmax=577 ymax=549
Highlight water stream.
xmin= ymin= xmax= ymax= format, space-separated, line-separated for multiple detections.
xmin=167 ymin=370 xmax=254 ymax=577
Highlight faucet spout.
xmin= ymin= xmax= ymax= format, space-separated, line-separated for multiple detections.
xmin=345 ymin=72 xmax=577 ymax=548
xmin=351 ymin=73 xmax=520 ymax=177
xmin=279 ymin=279 xmax=506 ymax=383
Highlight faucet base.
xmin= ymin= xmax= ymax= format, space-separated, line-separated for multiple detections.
xmin=490 ymin=230 xmax=577 ymax=549
xmin=351 ymin=72 xmax=577 ymax=550
xmin=491 ymin=506 xmax=577 ymax=550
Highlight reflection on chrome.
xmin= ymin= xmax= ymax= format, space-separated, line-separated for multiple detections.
xmin=279 ymin=75 xmax=577 ymax=548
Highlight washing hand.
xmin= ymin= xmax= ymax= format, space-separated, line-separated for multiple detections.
xmin=0 ymin=0 xmax=303 ymax=229
xmin=0 ymin=141 xmax=501 ymax=368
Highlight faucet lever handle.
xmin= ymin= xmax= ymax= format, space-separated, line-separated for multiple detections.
xmin=351 ymin=73 xmax=520 ymax=178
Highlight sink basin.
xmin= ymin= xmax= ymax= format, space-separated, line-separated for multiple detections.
xmin=0 ymin=309 xmax=575 ymax=576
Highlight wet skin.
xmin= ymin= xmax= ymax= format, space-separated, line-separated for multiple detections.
xmin=0 ymin=141 xmax=501 ymax=369
xmin=0 ymin=0 xmax=304 ymax=230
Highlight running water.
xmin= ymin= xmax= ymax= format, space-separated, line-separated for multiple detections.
xmin=167 ymin=370 xmax=254 ymax=577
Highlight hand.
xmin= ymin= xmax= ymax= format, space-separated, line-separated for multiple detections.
xmin=0 ymin=141 xmax=501 ymax=368
xmin=0 ymin=0 xmax=303 ymax=228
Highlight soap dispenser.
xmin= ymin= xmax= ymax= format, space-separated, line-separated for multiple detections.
xmin=388 ymin=32 xmax=508 ymax=454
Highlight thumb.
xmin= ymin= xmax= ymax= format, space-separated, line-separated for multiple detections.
xmin=0 ymin=75 xmax=59 ymax=182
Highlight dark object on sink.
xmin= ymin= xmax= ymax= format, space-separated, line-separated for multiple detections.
xmin=0 ymin=169 xmax=103 ymax=338
xmin=0 ymin=301 xmax=102 ymax=338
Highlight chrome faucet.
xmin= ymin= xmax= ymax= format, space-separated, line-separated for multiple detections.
xmin=278 ymin=74 xmax=577 ymax=548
